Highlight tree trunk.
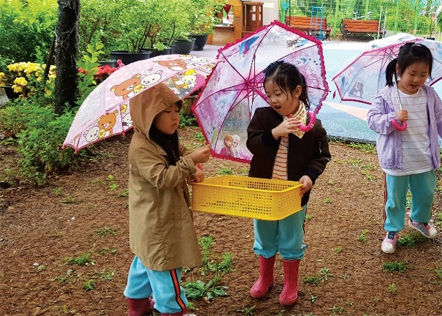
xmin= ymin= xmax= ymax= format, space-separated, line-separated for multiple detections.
xmin=55 ymin=0 xmax=80 ymax=115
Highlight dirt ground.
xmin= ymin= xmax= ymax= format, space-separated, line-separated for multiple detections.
xmin=1 ymin=126 xmax=442 ymax=316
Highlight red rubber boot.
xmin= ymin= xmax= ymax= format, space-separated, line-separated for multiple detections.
xmin=250 ymin=256 xmax=275 ymax=298
xmin=128 ymin=298 xmax=154 ymax=316
xmin=279 ymin=259 xmax=300 ymax=305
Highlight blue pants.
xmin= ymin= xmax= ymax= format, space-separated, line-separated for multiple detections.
xmin=124 ymin=256 xmax=187 ymax=314
xmin=384 ymin=171 xmax=436 ymax=232
xmin=253 ymin=205 xmax=307 ymax=260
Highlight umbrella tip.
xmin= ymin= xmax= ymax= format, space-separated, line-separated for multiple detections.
xmin=332 ymin=91 xmax=336 ymax=99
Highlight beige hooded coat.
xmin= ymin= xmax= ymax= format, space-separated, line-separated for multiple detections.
xmin=128 ymin=83 xmax=201 ymax=271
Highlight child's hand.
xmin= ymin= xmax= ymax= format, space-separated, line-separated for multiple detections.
xmin=272 ymin=117 xmax=300 ymax=139
xmin=190 ymin=146 xmax=211 ymax=164
xmin=396 ymin=110 xmax=408 ymax=122
xmin=299 ymin=175 xmax=313 ymax=196
xmin=188 ymin=168 xmax=205 ymax=184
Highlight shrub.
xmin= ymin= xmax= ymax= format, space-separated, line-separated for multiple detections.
xmin=0 ymin=0 xmax=57 ymax=63
xmin=16 ymin=104 xmax=76 ymax=185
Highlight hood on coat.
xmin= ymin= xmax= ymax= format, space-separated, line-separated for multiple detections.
xmin=129 ymin=83 xmax=182 ymax=139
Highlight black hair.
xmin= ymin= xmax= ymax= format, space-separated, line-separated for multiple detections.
xmin=263 ymin=60 xmax=310 ymax=110
xmin=385 ymin=42 xmax=433 ymax=86
xmin=148 ymin=101 xmax=182 ymax=166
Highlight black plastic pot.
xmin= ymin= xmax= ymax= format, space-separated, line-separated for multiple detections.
xmin=172 ymin=38 xmax=196 ymax=54
xmin=110 ymin=50 xmax=151 ymax=65
xmin=144 ymin=47 xmax=173 ymax=58
xmin=192 ymin=34 xmax=209 ymax=51
xmin=1 ymin=86 xmax=20 ymax=99
xmin=98 ymin=60 xmax=118 ymax=67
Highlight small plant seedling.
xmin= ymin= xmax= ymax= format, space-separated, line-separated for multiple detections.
xmin=94 ymin=227 xmax=117 ymax=237
xmin=52 ymin=269 xmax=77 ymax=283
xmin=389 ymin=283 xmax=397 ymax=294
xmin=329 ymin=305 xmax=345 ymax=315
xmin=333 ymin=246 xmax=342 ymax=254
xmin=94 ymin=268 xmax=115 ymax=281
xmin=305 ymin=214 xmax=312 ymax=221
xmin=435 ymin=268 xmax=442 ymax=279
xmin=53 ymin=187 xmax=64 ymax=196
xmin=97 ymin=247 xmax=117 ymax=255
xmin=236 ymin=305 xmax=256 ymax=315
xmin=61 ymin=196 xmax=77 ymax=204
xmin=193 ymin=132 xmax=205 ymax=142
xmin=83 ymin=279 xmax=96 ymax=291
xmin=304 ymin=267 xmax=332 ymax=284
xmin=310 ymin=295 xmax=317 ymax=302
xmin=325 ymin=197 xmax=332 ymax=204
xmin=119 ymin=188 xmax=129 ymax=197
xmin=63 ymin=253 xmax=95 ymax=266
xmin=358 ymin=229 xmax=369 ymax=243
xmin=218 ymin=167 xmax=234 ymax=175
xmin=383 ymin=261 xmax=407 ymax=272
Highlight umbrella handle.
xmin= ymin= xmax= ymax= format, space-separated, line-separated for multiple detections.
xmin=300 ymin=112 xmax=316 ymax=132
xmin=392 ymin=119 xmax=407 ymax=131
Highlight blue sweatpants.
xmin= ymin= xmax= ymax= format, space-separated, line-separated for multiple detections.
xmin=384 ymin=170 xmax=436 ymax=232
xmin=253 ymin=205 xmax=307 ymax=260
xmin=124 ymin=256 xmax=188 ymax=314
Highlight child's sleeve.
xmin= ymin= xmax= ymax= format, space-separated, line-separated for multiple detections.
xmin=367 ymin=96 xmax=396 ymax=135
xmin=246 ymin=109 xmax=279 ymax=154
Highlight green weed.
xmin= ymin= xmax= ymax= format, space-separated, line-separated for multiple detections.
xmin=97 ymin=247 xmax=117 ymax=255
xmin=358 ymin=229 xmax=369 ymax=243
xmin=53 ymin=187 xmax=63 ymax=196
xmin=193 ymin=132 xmax=205 ymax=142
xmin=236 ymin=305 xmax=256 ymax=315
xmin=83 ymin=279 xmax=96 ymax=291
xmin=333 ymin=246 xmax=343 ymax=254
xmin=329 ymin=305 xmax=345 ymax=315
xmin=218 ymin=167 xmax=234 ymax=175
xmin=63 ymin=253 xmax=95 ymax=266
xmin=389 ymin=283 xmax=397 ymax=294
xmin=61 ymin=196 xmax=77 ymax=204
xmin=184 ymin=277 xmax=228 ymax=301
xmin=383 ymin=261 xmax=407 ymax=272
xmin=304 ymin=268 xmax=332 ymax=284
xmin=347 ymin=142 xmax=376 ymax=154
xmin=94 ymin=227 xmax=117 ymax=237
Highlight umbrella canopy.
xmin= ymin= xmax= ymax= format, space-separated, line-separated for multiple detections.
xmin=332 ymin=33 xmax=442 ymax=104
xmin=192 ymin=20 xmax=329 ymax=163
xmin=63 ymin=54 xmax=218 ymax=153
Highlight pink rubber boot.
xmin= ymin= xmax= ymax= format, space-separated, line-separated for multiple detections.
xmin=279 ymin=259 xmax=300 ymax=305
xmin=128 ymin=298 xmax=154 ymax=316
xmin=250 ymin=256 xmax=275 ymax=298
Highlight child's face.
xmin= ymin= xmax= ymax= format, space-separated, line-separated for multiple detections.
xmin=264 ymin=80 xmax=301 ymax=116
xmin=153 ymin=104 xmax=180 ymax=135
xmin=397 ymin=61 xmax=430 ymax=95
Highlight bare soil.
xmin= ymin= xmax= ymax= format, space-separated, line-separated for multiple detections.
xmin=1 ymin=126 xmax=442 ymax=316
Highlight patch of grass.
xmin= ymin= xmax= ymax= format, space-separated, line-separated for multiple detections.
xmin=333 ymin=246 xmax=342 ymax=254
xmin=52 ymin=269 xmax=78 ymax=283
xmin=96 ymin=247 xmax=117 ymax=255
xmin=304 ymin=268 xmax=332 ymax=285
xmin=383 ymin=261 xmax=407 ymax=272
xmin=218 ymin=167 xmax=234 ymax=175
xmin=61 ymin=196 xmax=77 ymax=204
xmin=389 ymin=283 xmax=397 ymax=294
xmin=347 ymin=142 xmax=377 ymax=154
xmin=63 ymin=253 xmax=95 ymax=266
xmin=397 ymin=233 xmax=427 ymax=247
xmin=53 ymin=187 xmax=64 ymax=196
xmin=358 ymin=229 xmax=369 ymax=243
xmin=93 ymin=268 xmax=115 ymax=281
xmin=329 ymin=305 xmax=345 ymax=315
xmin=236 ymin=305 xmax=256 ymax=315
xmin=94 ymin=227 xmax=117 ymax=237
xmin=83 ymin=279 xmax=96 ymax=291
xmin=193 ymin=131 xmax=205 ymax=142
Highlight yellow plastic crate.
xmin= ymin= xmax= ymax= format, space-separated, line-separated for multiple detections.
xmin=191 ymin=176 xmax=302 ymax=220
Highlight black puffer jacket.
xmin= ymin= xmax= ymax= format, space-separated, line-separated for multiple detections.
xmin=247 ymin=107 xmax=331 ymax=206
